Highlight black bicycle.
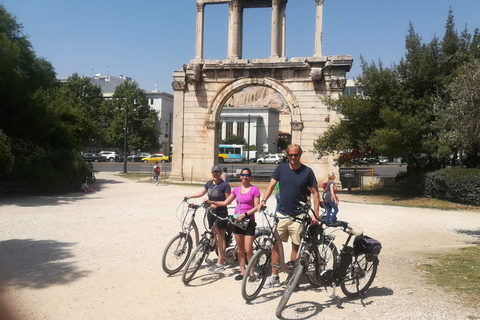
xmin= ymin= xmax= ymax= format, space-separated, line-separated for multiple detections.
xmin=182 ymin=204 xmax=269 ymax=284
xmin=276 ymin=204 xmax=381 ymax=317
xmin=242 ymin=204 xmax=337 ymax=302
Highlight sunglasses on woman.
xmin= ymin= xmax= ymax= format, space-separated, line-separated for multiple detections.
xmin=240 ymin=174 xmax=250 ymax=177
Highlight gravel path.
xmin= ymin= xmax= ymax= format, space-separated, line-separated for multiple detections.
xmin=0 ymin=172 xmax=479 ymax=320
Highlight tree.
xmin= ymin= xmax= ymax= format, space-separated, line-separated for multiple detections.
xmin=0 ymin=5 xmax=90 ymax=193
xmin=221 ymin=135 xmax=247 ymax=145
xmin=48 ymin=73 xmax=103 ymax=150
xmin=100 ymin=82 xmax=159 ymax=152
xmin=314 ymin=9 xmax=478 ymax=172
xmin=435 ymin=59 xmax=480 ymax=166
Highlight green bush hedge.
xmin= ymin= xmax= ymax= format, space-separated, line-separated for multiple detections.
xmin=395 ymin=170 xmax=427 ymax=197
xmin=425 ymin=168 xmax=480 ymax=206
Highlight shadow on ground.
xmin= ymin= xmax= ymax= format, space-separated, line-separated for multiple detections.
xmin=0 ymin=239 xmax=90 ymax=289
xmin=0 ymin=178 xmax=123 ymax=207
xmin=456 ymin=229 xmax=480 ymax=245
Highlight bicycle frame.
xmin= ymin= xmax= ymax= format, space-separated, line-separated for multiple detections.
xmin=256 ymin=208 xmax=298 ymax=276
xmin=180 ymin=201 xmax=201 ymax=246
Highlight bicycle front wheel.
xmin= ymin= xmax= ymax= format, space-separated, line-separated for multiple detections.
xmin=340 ymin=253 xmax=378 ymax=298
xmin=241 ymin=248 xmax=271 ymax=302
xmin=307 ymin=239 xmax=338 ymax=287
xmin=182 ymin=242 xmax=208 ymax=284
xmin=275 ymin=262 xmax=304 ymax=317
xmin=161 ymin=233 xmax=193 ymax=275
xmin=253 ymin=229 xmax=271 ymax=250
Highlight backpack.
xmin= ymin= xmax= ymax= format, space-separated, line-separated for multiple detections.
xmin=155 ymin=166 xmax=160 ymax=174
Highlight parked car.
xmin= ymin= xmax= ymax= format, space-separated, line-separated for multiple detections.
xmin=141 ymin=154 xmax=168 ymax=163
xmin=257 ymin=154 xmax=283 ymax=164
xmin=81 ymin=153 xmax=107 ymax=162
xmin=127 ymin=152 xmax=151 ymax=162
xmin=98 ymin=151 xmax=121 ymax=162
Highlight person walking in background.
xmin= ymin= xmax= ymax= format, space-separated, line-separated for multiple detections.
xmin=208 ymin=167 xmax=260 ymax=280
xmin=185 ymin=165 xmax=231 ymax=273
xmin=153 ymin=161 xmax=160 ymax=186
xmin=324 ymin=172 xmax=339 ymax=224
xmin=221 ymin=167 xmax=230 ymax=183
xmin=258 ymin=144 xmax=320 ymax=288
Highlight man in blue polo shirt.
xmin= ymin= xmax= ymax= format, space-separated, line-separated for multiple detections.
xmin=258 ymin=144 xmax=320 ymax=288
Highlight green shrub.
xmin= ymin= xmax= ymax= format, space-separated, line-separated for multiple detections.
xmin=425 ymin=168 xmax=480 ymax=206
xmin=5 ymin=137 xmax=90 ymax=194
xmin=395 ymin=170 xmax=427 ymax=197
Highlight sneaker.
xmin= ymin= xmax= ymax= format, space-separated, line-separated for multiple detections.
xmin=208 ymin=263 xmax=225 ymax=273
xmin=263 ymin=275 xmax=280 ymax=288
xmin=155 ymin=182 xmax=158 ymax=186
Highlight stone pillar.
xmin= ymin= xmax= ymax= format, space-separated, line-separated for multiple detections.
xmin=314 ymin=0 xmax=324 ymax=57
xmin=170 ymin=75 xmax=186 ymax=181
xmin=195 ymin=3 xmax=205 ymax=60
xmin=270 ymin=0 xmax=280 ymax=59
xmin=280 ymin=0 xmax=287 ymax=59
xmin=290 ymin=120 xmax=303 ymax=147
xmin=228 ymin=0 xmax=242 ymax=60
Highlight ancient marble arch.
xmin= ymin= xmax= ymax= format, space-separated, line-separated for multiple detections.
xmin=170 ymin=0 xmax=352 ymax=182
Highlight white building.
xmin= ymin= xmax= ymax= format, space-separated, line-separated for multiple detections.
xmin=146 ymin=83 xmax=174 ymax=155
xmin=89 ymin=74 xmax=138 ymax=98
xmin=90 ymin=74 xmax=173 ymax=154
xmin=219 ymin=106 xmax=281 ymax=154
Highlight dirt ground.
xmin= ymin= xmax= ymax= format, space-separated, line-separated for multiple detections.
xmin=1 ymin=172 xmax=479 ymax=320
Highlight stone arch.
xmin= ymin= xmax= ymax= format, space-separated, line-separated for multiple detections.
xmin=208 ymin=77 xmax=301 ymax=123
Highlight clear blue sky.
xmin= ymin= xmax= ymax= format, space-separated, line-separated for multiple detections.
xmin=2 ymin=0 xmax=479 ymax=94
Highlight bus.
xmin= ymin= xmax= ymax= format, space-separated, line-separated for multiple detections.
xmin=218 ymin=144 xmax=245 ymax=163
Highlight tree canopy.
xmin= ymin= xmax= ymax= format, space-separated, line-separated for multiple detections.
xmin=314 ymin=8 xmax=480 ymax=170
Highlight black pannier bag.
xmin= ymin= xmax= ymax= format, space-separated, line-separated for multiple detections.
xmin=353 ymin=235 xmax=382 ymax=261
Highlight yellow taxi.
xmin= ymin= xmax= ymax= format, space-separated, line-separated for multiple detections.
xmin=141 ymin=154 xmax=169 ymax=163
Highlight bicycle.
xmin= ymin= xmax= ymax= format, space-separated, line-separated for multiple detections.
xmin=242 ymin=203 xmax=337 ymax=302
xmin=161 ymin=198 xmax=202 ymax=275
xmin=274 ymin=201 xmax=339 ymax=316
xmin=315 ymin=220 xmax=381 ymax=306
xmin=275 ymin=206 xmax=381 ymax=317
xmin=181 ymin=204 xmax=267 ymax=284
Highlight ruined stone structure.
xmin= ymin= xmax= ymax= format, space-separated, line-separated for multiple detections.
xmin=171 ymin=0 xmax=352 ymax=182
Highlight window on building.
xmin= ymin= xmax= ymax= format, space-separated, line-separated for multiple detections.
xmin=237 ymin=122 xmax=244 ymax=138
xmin=226 ymin=122 xmax=233 ymax=138
xmin=343 ymin=87 xmax=358 ymax=96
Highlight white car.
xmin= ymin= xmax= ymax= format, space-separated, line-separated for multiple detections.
xmin=257 ymin=154 xmax=283 ymax=164
xmin=98 ymin=151 xmax=120 ymax=162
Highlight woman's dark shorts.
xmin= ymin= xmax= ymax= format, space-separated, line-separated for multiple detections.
xmin=208 ymin=211 xmax=229 ymax=230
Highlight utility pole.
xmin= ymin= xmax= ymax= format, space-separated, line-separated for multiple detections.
xmin=247 ymin=114 xmax=251 ymax=160
xmin=123 ymin=102 xmax=128 ymax=173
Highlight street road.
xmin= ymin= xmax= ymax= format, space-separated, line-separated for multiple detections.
xmin=90 ymin=161 xmax=406 ymax=179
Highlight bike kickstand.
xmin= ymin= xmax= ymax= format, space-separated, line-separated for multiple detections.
xmin=330 ymin=284 xmax=343 ymax=308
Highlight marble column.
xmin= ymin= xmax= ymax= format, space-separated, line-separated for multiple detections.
xmin=228 ymin=0 xmax=242 ymax=60
xmin=195 ymin=3 xmax=205 ymax=60
xmin=314 ymin=0 xmax=324 ymax=57
xmin=270 ymin=0 xmax=280 ymax=59
xmin=280 ymin=0 xmax=287 ymax=59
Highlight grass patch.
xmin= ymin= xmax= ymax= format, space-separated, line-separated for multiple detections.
xmin=419 ymin=246 xmax=480 ymax=310
xmin=340 ymin=189 xmax=480 ymax=212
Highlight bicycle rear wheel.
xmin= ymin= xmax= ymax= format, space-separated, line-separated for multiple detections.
xmin=340 ymin=253 xmax=378 ymax=298
xmin=307 ymin=239 xmax=337 ymax=286
xmin=182 ymin=242 xmax=208 ymax=284
xmin=241 ymin=248 xmax=271 ymax=302
xmin=275 ymin=262 xmax=304 ymax=318
xmin=161 ymin=233 xmax=193 ymax=275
